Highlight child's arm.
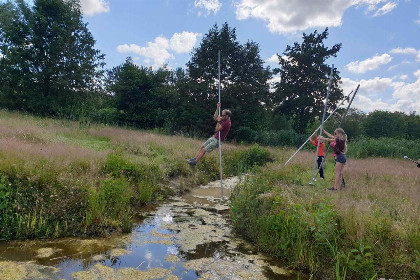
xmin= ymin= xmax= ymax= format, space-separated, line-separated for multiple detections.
xmin=322 ymin=129 xmax=334 ymax=138
xmin=309 ymin=136 xmax=317 ymax=146
xmin=319 ymin=136 xmax=335 ymax=142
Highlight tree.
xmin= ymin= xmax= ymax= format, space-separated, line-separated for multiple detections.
xmin=107 ymin=58 xmax=174 ymax=128
xmin=186 ymin=23 xmax=272 ymax=138
xmin=0 ymin=0 xmax=104 ymax=117
xmin=274 ymin=28 xmax=344 ymax=133
xmin=363 ymin=111 xmax=410 ymax=139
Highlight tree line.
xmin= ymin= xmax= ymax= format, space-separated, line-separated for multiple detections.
xmin=1 ymin=0 xmax=419 ymax=145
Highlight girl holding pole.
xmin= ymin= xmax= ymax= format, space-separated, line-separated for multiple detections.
xmin=319 ymin=128 xmax=347 ymax=190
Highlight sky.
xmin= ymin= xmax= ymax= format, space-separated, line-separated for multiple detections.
xmin=80 ymin=1 xmax=418 ymax=113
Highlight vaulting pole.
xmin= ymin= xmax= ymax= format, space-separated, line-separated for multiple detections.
xmin=284 ymin=90 xmax=353 ymax=166
xmin=312 ymin=84 xmax=360 ymax=180
xmin=309 ymin=65 xmax=334 ymax=185
xmin=341 ymin=84 xmax=360 ymax=124
xmin=218 ymin=50 xmax=223 ymax=197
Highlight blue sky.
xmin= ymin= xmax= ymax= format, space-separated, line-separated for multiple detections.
xmin=80 ymin=0 xmax=420 ymax=113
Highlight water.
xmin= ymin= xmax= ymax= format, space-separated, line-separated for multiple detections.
xmin=0 ymin=177 xmax=306 ymax=280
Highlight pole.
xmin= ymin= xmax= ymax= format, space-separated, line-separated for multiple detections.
xmin=310 ymin=65 xmax=334 ymax=185
xmin=284 ymin=90 xmax=353 ymax=166
xmin=313 ymin=84 xmax=360 ymax=180
xmin=218 ymin=50 xmax=223 ymax=198
xmin=341 ymin=84 xmax=359 ymax=124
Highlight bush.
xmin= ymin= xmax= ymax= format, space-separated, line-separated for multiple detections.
xmin=234 ymin=126 xmax=257 ymax=143
xmin=86 ymin=177 xmax=131 ymax=233
xmin=91 ymin=107 xmax=120 ymax=125
xmin=255 ymin=129 xmax=307 ymax=147
xmin=231 ymin=175 xmax=341 ymax=272
xmin=224 ymin=145 xmax=271 ymax=175
xmin=348 ymin=137 xmax=420 ymax=159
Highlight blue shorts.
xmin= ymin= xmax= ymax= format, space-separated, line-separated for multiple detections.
xmin=335 ymin=154 xmax=347 ymax=163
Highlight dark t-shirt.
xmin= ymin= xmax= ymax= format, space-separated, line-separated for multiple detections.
xmin=214 ymin=119 xmax=231 ymax=141
xmin=334 ymin=138 xmax=346 ymax=155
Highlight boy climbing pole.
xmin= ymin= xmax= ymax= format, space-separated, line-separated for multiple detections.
xmin=187 ymin=103 xmax=231 ymax=166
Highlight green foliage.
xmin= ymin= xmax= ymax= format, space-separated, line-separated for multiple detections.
xmin=235 ymin=126 xmax=257 ymax=143
xmin=86 ymin=177 xmax=131 ymax=232
xmin=230 ymin=168 xmax=419 ymax=279
xmin=274 ymin=28 xmax=344 ymax=133
xmin=101 ymin=151 xmax=164 ymax=204
xmin=363 ymin=110 xmax=420 ymax=139
xmin=91 ymin=107 xmax=120 ymax=125
xmin=106 ymin=58 xmax=176 ymax=128
xmin=223 ymin=145 xmax=271 ymax=175
xmin=347 ymin=245 xmax=376 ymax=280
xmin=255 ymin=129 xmax=307 ymax=147
xmin=231 ymin=174 xmax=342 ymax=273
xmin=0 ymin=159 xmax=87 ymax=239
xmin=186 ymin=23 xmax=272 ymax=137
xmin=348 ymin=137 xmax=420 ymax=159
xmin=0 ymin=0 xmax=104 ymax=117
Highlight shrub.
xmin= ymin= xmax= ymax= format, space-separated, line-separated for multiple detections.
xmin=86 ymin=177 xmax=131 ymax=232
xmin=234 ymin=126 xmax=257 ymax=143
xmin=348 ymin=137 xmax=420 ymax=159
xmin=224 ymin=145 xmax=271 ymax=175
xmin=255 ymin=129 xmax=307 ymax=147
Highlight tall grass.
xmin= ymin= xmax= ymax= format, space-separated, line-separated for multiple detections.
xmin=0 ymin=109 xmax=271 ymax=240
xmin=230 ymin=150 xmax=420 ymax=279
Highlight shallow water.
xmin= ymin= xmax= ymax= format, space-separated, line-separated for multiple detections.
xmin=0 ymin=177 xmax=306 ymax=280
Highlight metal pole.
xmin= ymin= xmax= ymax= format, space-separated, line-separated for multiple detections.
xmin=284 ymin=90 xmax=352 ymax=166
xmin=313 ymin=84 xmax=360 ymax=180
xmin=218 ymin=50 xmax=223 ymax=198
xmin=310 ymin=65 xmax=334 ymax=185
xmin=341 ymin=84 xmax=359 ymax=124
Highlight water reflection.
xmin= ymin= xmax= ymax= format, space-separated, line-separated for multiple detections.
xmin=0 ymin=177 xmax=306 ymax=280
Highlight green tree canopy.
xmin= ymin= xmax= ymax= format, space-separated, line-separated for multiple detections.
xmin=0 ymin=0 xmax=104 ymax=117
xmin=274 ymin=28 xmax=344 ymax=133
xmin=107 ymin=58 xmax=175 ymax=128
xmin=186 ymin=23 xmax=272 ymax=138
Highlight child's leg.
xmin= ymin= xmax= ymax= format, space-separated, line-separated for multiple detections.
xmin=317 ymin=156 xmax=325 ymax=178
xmin=334 ymin=162 xmax=344 ymax=189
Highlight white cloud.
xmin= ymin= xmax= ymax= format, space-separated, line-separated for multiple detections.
xmin=169 ymin=32 xmax=200 ymax=53
xmin=387 ymin=64 xmax=399 ymax=71
xmin=234 ymin=0 xmax=394 ymax=34
xmin=116 ymin=44 xmax=141 ymax=54
xmin=266 ymin=54 xmax=279 ymax=63
xmin=417 ymin=52 xmax=420 ymax=62
xmin=117 ymin=37 xmax=173 ymax=69
xmin=80 ymin=0 xmax=110 ymax=16
xmin=194 ymin=0 xmax=222 ymax=15
xmin=389 ymin=47 xmax=418 ymax=55
xmin=341 ymin=75 xmax=420 ymax=113
xmin=346 ymin=53 xmax=392 ymax=74
xmin=399 ymin=74 xmax=408 ymax=80
xmin=117 ymin=32 xmax=200 ymax=69
xmin=373 ymin=2 xmax=397 ymax=17
xmin=267 ymin=75 xmax=281 ymax=92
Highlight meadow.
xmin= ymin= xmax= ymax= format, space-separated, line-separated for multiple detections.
xmin=231 ymin=148 xmax=420 ymax=279
xmin=0 ymin=109 xmax=269 ymax=239
xmin=0 ymin=109 xmax=419 ymax=279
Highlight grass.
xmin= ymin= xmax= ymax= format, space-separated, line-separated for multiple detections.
xmin=1 ymin=109 xmax=418 ymax=279
xmin=230 ymin=148 xmax=420 ymax=279
xmin=0 ymin=109 xmax=270 ymax=239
